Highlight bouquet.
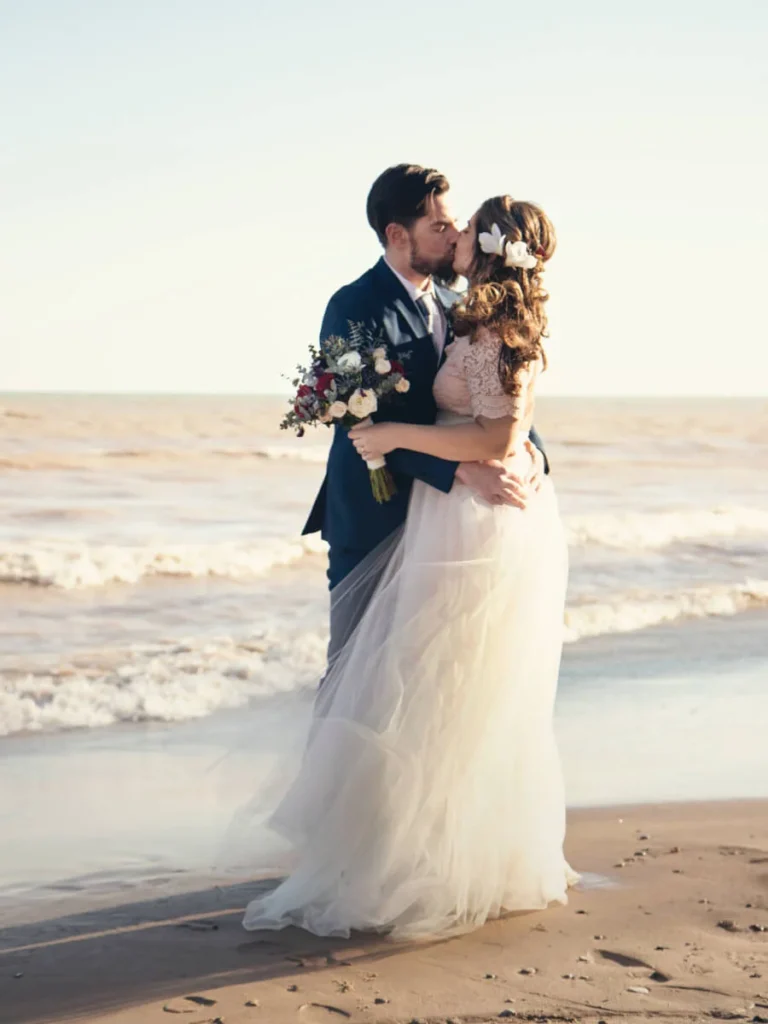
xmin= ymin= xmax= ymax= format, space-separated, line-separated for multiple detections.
xmin=281 ymin=322 xmax=410 ymax=503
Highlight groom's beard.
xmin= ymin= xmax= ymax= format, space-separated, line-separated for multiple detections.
xmin=409 ymin=244 xmax=459 ymax=289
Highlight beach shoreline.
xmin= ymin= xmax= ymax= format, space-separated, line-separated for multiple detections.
xmin=3 ymin=604 xmax=767 ymax=920
xmin=1 ymin=798 xmax=766 ymax=1024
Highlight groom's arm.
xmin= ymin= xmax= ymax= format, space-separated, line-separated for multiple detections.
xmin=385 ymin=445 xmax=458 ymax=494
xmin=528 ymin=426 xmax=550 ymax=475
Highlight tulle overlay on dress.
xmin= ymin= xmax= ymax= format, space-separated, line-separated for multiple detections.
xmin=237 ymin=428 xmax=576 ymax=940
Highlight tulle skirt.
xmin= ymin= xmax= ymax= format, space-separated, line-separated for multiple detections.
xmin=239 ymin=464 xmax=575 ymax=940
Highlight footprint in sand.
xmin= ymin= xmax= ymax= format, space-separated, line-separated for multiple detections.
xmin=285 ymin=952 xmax=336 ymax=968
xmin=298 ymin=1004 xmax=351 ymax=1022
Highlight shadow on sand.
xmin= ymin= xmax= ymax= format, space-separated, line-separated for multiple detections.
xmin=0 ymin=877 xmax=425 ymax=1024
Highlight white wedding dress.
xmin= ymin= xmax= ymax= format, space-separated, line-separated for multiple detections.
xmin=241 ymin=329 xmax=577 ymax=940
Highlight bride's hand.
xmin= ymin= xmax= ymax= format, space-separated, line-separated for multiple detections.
xmin=349 ymin=421 xmax=400 ymax=461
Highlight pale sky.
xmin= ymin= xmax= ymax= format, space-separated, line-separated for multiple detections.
xmin=2 ymin=0 xmax=767 ymax=396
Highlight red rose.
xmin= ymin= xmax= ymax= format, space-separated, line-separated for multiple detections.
xmin=315 ymin=372 xmax=335 ymax=396
xmin=296 ymin=385 xmax=313 ymax=399
xmin=390 ymin=361 xmax=405 ymax=375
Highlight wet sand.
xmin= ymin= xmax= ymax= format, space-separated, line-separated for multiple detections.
xmin=1 ymin=799 xmax=766 ymax=1024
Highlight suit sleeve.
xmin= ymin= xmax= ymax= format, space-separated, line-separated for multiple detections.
xmin=385 ymin=446 xmax=458 ymax=494
xmin=320 ymin=296 xmax=353 ymax=340
xmin=528 ymin=426 xmax=550 ymax=475
xmin=321 ymin=296 xmax=459 ymax=494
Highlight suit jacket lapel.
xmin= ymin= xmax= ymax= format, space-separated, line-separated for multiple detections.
xmin=373 ymin=258 xmax=435 ymax=360
xmin=393 ymin=296 xmax=431 ymax=343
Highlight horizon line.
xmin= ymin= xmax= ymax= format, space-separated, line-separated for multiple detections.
xmin=1 ymin=390 xmax=766 ymax=401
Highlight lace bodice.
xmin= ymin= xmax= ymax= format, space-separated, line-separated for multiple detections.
xmin=433 ymin=328 xmax=541 ymax=425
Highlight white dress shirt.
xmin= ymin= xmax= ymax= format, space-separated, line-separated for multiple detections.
xmin=384 ymin=259 xmax=447 ymax=359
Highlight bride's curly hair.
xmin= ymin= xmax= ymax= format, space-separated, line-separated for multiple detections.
xmin=452 ymin=196 xmax=556 ymax=398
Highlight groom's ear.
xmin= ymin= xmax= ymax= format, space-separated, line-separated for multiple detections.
xmin=385 ymin=221 xmax=409 ymax=251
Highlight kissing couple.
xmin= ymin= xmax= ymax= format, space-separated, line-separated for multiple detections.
xmin=242 ymin=163 xmax=578 ymax=940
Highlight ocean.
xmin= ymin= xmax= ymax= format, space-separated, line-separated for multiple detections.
xmin=2 ymin=393 xmax=767 ymax=736
xmin=1 ymin=393 xmax=767 ymax=905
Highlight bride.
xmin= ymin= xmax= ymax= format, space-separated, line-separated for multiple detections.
xmin=241 ymin=195 xmax=577 ymax=940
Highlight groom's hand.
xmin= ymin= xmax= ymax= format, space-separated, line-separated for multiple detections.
xmin=456 ymin=459 xmax=530 ymax=509
xmin=524 ymin=439 xmax=545 ymax=493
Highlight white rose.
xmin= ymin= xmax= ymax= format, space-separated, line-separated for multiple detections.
xmin=337 ymin=351 xmax=362 ymax=372
xmin=374 ymin=358 xmax=392 ymax=375
xmin=328 ymin=400 xmax=348 ymax=419
xmin=395 ymin=377 xmax=411 ymax=393
xmin=372 ymin=346 xmax=387 ymax=361
xmin=347 ymin=388 xmax=378 ymax=419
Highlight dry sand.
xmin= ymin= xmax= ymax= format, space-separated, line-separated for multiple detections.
xmin=1 ymin=800 xmax=766 ymax=1024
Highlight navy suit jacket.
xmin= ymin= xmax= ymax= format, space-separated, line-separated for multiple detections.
xmin=303 ymin=258 xmax=548 ymax=588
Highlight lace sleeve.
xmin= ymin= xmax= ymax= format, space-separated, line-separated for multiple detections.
xmin=463 ymin=330 xmax=537 ymax=421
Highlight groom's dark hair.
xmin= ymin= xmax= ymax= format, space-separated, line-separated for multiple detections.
xmin=366 ymin=164 xmax=450 ymax=247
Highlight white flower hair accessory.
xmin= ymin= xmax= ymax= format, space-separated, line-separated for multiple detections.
xmin=503 ymin=239 xmax=538 ymax=270
xmin=478 ymin=222 xmax=506 ymax=256
xmin=478 ymin=222 xmax=540 ymax=270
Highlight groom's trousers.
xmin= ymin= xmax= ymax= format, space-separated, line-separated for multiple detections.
xmin=319 ymin=543 xmax=390 ymax=688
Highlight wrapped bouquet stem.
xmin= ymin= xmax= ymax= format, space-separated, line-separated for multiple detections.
xmin=355 ymin=417 xmax=397 ymax=504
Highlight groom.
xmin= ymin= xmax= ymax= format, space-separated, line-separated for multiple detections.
xmin=303 ymin=164 xmax=548 ymax=655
